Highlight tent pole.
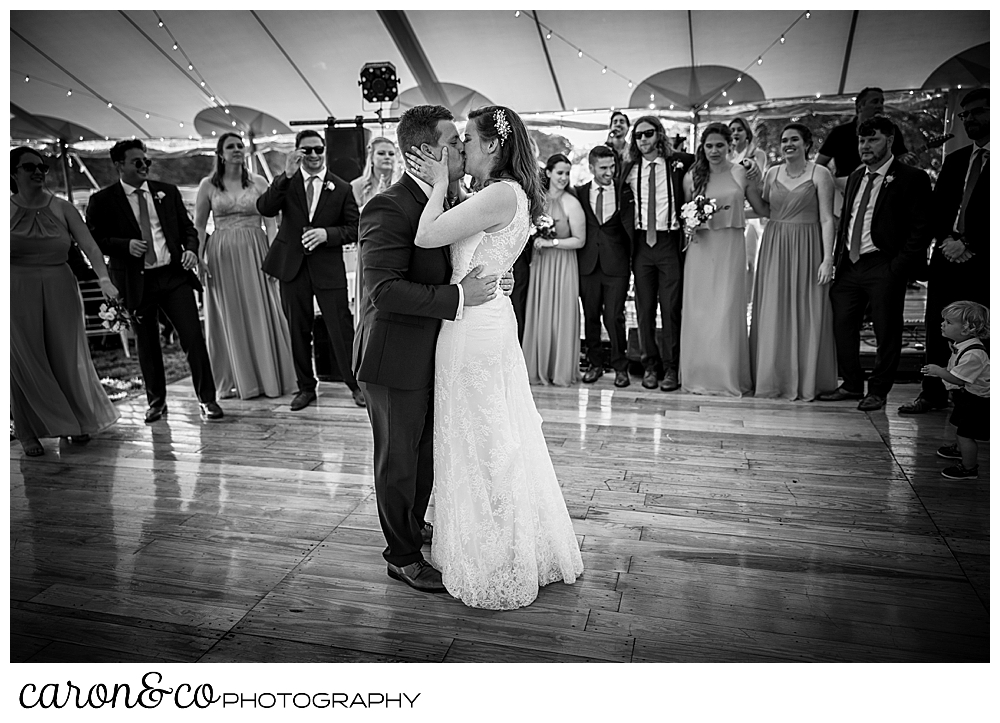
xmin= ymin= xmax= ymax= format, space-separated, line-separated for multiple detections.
xmin=59 ymin=138 xmax=73 ymax=203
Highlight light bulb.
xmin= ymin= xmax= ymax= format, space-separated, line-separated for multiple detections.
xmin=108 ymin=102 xmax=113 ymax=108
xmin=158 ymin=21 xmax=164 ymax=27
xmin=67 ymin=89 xmax=73 ymax=96
xmin=514 ymin=11 xmax=520 ymax=17
xmin=224 ymin=108 xmax=230 ymax=114
xmin=172 ymin=44 xmax=178 ymax=50
xmin=24 ymin=75 xmax=29 ymax=82
xmin=179 ymin=122 xmax=184 ymax=128
xmin=602 ymin=67 xmax=607 ymax=74
xmin=722 ymin=90 xmax=727 ymax=97
xmin=737 ymin=76 xmax=742 ymax=82
xmin=757 ymin=57 xmax=763 ymax=65
xmin=728 ymin=100 xmax=733 ymax=106
xmin=805 ymin=11 xmax=811 ymax=19
xmin=546 ymin=32 xmax=552 ymax=40
xmin=627 ymin=81 xmax=633 ymax=88
xmin=145 ymin=113 xmax=150 ymax=119
xmin=578 ymin=50 xmax=583 ymax=58
xmin=780 ymin=36 xmax=785 ymax=44
xmin=200 ymin=81 xmax=206 ymax=87
xmin=188 ymin=64 xmax=194 ymax=71
xmin=669 ymin=104 xmax=674 ymax=110
xmin=815 ymin=92 xmax=821 ymax=98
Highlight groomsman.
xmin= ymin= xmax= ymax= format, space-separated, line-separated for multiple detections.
xmin=818 ymin=115 xmax=933 ymax=411
xmin=899 ymin=87 xmax=990 ymax=414
xmin=619 ymin=116 xmax=695 ymax=392
xmin=605 ymin=110 xmax=630 ymax=179
xmin=576 ymin=146 xmax=631 ymax=387
xmin=257 ymin=130 xmax=365 ymax=410
xmin=86 ymin=140 xmax=222 ymax=423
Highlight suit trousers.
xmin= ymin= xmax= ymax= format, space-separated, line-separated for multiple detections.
xmin=510 ymin=245 xmax=531 ymax=345
xmin=133 ymin=265 xmax=215 ymax=408
xmin=632 ymin=229 xmax=683 ymax=374
xmin=279 ymin=263 xmax=359 ymax=393
xmin=360 ymin=381 xmax=433 ymax=567
xmin=829 ymin=252 xmax=906 ymax=398
xmin=580 ymin=266 xmax=629 ymax=371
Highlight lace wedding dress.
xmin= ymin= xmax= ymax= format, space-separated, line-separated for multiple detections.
xmin=430 ymin=180 xmax=584 ymax=610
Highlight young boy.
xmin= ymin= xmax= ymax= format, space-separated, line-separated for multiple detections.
xmin=921 ymin=301 xmax=990 ymax=480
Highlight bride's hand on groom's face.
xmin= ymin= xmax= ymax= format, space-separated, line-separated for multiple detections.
xmin=460 ymin=264 xmax=499 ymax=307
xmin=406 ymin=146 xmax=450 ymax=188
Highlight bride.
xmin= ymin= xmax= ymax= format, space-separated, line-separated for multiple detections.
xmin=405 ymin=106 xmax=584 ymax=610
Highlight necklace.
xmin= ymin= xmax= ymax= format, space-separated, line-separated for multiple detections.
xmin=784 ymin=162 xmax=808 ymax=179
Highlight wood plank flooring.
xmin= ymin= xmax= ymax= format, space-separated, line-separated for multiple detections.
xmin=9 ymin=377 xmax=988 ymax=663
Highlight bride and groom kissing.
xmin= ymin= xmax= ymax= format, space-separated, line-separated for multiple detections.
xmin=352 ymin=104 xmax=583 ymax=610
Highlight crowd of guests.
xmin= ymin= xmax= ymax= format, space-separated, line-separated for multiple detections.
xmin=10 ymin=87 xmax=989 ymax=476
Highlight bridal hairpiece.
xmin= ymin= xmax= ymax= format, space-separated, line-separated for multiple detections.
xmin=494 ymin=109 xmax=511 ymax=146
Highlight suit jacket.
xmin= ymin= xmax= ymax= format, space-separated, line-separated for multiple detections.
xmin=86 ymin=180 xmax=201 ymax=312
xmin=618 ymin=151 xmax=696 ymax=255
xmin=575 ymin=181 xmax=631 ymax=277
xmin=256 ymin=169 xmax=359 ymax=289
xmin=352 ymin=174 xmax=460 ymax=390
xmin=931 ymin=144 xmax=989 ymax=261
xmin=834 ymin=158 xmax=933 ymax=276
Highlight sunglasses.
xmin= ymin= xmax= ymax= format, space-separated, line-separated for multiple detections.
xmin=18 ymin=162 xmax=50 ymax=174
xmin=635 ymin=129 xmax=658 ymax=140
xmin=957 ymin=107 xmax=988 ymax=121
xmin=300 ymin=146 xmax=325 ymax=155
xmin=121 ymin=158 xmax=153 ymax=169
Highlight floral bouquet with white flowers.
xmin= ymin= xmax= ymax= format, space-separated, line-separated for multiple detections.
xmin=98 ymin=299 xmax=133 ymax=333
xmin=528 ymin=214 xmax=557 ymax=244
xmin=680 ymin=195 xmax=729 ymax=249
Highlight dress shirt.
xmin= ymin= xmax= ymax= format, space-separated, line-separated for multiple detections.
xmin=952 ymin=142 xmax=989 ymax=235
xmin=120 ymin=180 xmax=170 ymax=269
xmin=848 ymin=154 xmax=893 ymax=257
xmin=405 ymin=171 xmax=463 ymax=318
xmin=591 ymin=181 xmax=617 ymax=221
xmin=302 ymin=165 xmax=327 ymax=222
xmin=945 ymin=337 xmax=990 ymax=397
xmin=626 ymin=156 xmax=677 ymax=231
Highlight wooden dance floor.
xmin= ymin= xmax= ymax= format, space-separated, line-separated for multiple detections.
xmin=10 ymin=377 xmax=989 ymax=663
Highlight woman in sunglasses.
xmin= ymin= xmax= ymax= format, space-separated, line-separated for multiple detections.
xmin=10 ymin=146 xmax=120 ymax=456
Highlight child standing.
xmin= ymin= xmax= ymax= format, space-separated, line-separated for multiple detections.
xmin=921 ymin=301 xmax=990 ymax=480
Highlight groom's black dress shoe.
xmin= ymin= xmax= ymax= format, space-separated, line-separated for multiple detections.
xmin=351 ymin=388 xmax=367 ymax=408
xmin=421 ymin=523 xmax=433 ymax=546
xmin=145 ymin=404 xmax=167 ymax=423
xmin=614 ymin=370 xmax=630 ymax=388
xmin=817 ymin=387 xmax=863 ymax=402
xmin=290 ymin=390 xmax=316 ymax=411
xmin=387 ymin=560 xmax=446 ymax=593
xmin=582 ymin=365 xmax=603 ymax=384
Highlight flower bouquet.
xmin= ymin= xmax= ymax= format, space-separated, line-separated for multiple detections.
xmin=98 ymin=298 xmax=133 ymax=333
xmin=529 ymin=214 xmax=557 ymax=244
xmin=680 ymin=195 xmax=728 ymax=250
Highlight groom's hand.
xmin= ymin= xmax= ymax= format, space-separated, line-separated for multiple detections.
xmin=460 ymin=264 xmax=499 ymax=306
xmin=499 ymin=270 xmax=514 ymax=296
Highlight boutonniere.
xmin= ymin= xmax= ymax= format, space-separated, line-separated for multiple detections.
xmin=324 ymin=181 xmax=336 ymax=193
xmin=154 ymin=191 xmax=166 ymax=202
xmin=671 ymin=159 xmax=685 ymax=172
xmin=884 ymin=174 xmax=895 ymax=186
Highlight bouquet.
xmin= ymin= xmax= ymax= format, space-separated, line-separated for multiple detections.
xmin=528 ymin=214 xmax=557 ymax=245
xmin=680 ymin=195 xmax=728 ymax=249
xmin=98 ymin=298 xmax=133 ymax=333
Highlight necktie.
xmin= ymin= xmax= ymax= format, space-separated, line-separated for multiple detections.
xmin=665 ymin=162 xmax=674 ymax=230
xmin=595 ymin=186 xmax=604 ymax=225
xmin=848 ymin=172 xmax=876 ymax=263
xmin=305 ymin=176 xmax=318 ymax=220
xmin=646 ymin=163 xmax=657 ymax=247
xmin=956 ymin=149 xmax=984 ymax=236
xmin=136 ymin=188 xmax=156 ymax=266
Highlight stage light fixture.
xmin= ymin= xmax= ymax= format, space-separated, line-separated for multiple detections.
xmin=359 ymin=62 xmax=399 ymax=103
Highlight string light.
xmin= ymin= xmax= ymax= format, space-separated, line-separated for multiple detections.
xmin=757 ymin=56 xmax=763 ymax=65
xmin=578 ymin=50 xmax=583 ymax=58
xmin=152 ymin=11 xmax=226 ymax=110
xmin=158 ymin=20 xmax=164 ymax=27
xmin=805 ymin=11 xmax=811 ymax=19
xmin=514 ymin=10 xmax=520 ymax=17
xmin=107 ymin=102 xmax=113 ymax=108
xmin=66 ymin=89 xmax=72 ymax=96
xmin=602 ymin=66 xmax=607 ymax=74
xmin=24 ymin=75 xmax=29 ymax=82
xmin=546 ymin=31 xmax=552 ymax=39
xmin=737 ymin=76 xmax=742 ymax=82
xmin=780 ymin=36 xmax=785 ymax=44
xmin=515 ymin=13 xmax=633 ymax=90
xmin=172 ymin=43 xmax=178 ymax=50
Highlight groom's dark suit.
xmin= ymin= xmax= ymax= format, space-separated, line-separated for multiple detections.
xmin=353 ymin=173 xmax=461 ymax=568
xmin=257 ymin=168 xmax=360 ymax=395
xmin=829 ymin=157 xmax=933 ymax=397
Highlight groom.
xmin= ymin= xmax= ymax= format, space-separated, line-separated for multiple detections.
xmin=353 ymin=105 xmax=498 ymax=593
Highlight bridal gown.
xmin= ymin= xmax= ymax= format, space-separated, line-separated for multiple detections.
xmin=430 ymin=180 xmax=584 ymax=610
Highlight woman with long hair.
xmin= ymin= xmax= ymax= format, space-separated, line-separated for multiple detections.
xmin=194 ymin=132 xmax=295 ymax=399
xmin=751 ymin=123 xmax=838 ymax=400
xmin=521 ymin=153 xmax=586 ymax=385
xmin=680 ymin=123 xmax=768 ymax=396
xmin=404 ymin=105 xmax=584 ymax=610
xmin=10 ymin=146 xmax=120 ymax=455
xmin=729 ymin=117 xmax=768 ymax=304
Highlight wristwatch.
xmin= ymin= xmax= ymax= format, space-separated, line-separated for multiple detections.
xmin=552 ymin=238 xmax=560 ymax=247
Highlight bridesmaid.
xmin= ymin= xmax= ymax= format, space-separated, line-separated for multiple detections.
xmin=751 ymin=123 xmax=838 ymax=400
xmin=680 ymin=123 xmax=768 ymax=396
xmin=522 ymin=153 xmax=586 ymax=386
xmin=729 ymin=117 xmax=768 ymax=305
xmin=194 ymin=133 xmax=295 ymax=400
xmin=10 ymin=146 xmax=120 ymax=456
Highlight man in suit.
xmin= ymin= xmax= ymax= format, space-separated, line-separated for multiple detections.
xmin=257 ymin=129 xmax=365 ymax=410
xmin=87 ymin=140 xmax=222 ymax=423
xmin=605 ymin=110 xmax=630 ymax=179
xmin=899 ymin=87 xmax=990 ymax=415
xmin=619 ymin=115 xmax=695 ymax=392
xmin=818 ymin=115 xmax=933 ymax=411
xmin=353 ymin=105 xmax=498 ymax=593
xmin=576 ymin=145 xmax=631 ymax=387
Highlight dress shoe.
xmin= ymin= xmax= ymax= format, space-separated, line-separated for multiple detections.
xmin=816 ymin=387 xmax=864 ymax=402
xmin=641 ymin=370 xmax=659 ymax=389
xmin=66 ymin=434 xmax=91 ymax=445
xmin=582 ymin=365 xmax=604 ymax=384
xmin=386 ymin=560 xmax=447 ymax=593
xmin=898 ymin=396 xmax=946 ymax=415
xmin=659 ymin=370 xmax=680 ymax=392
xmin=144 ymin=404 xmax=167 ymax=423
xmin=352 ymin=388 xmax=367 ymax=408
xmin=614 ymin=370 xmax=631 ymax=388
xmin=857 ymin=394 xmax=886 ymax=412
xmin=290 ymin=390 xmax=316 ymax=411
xmin=199 ymin=401 xmax=224 ymax=420
xmin=421 ymin=523 xmax=433 ymax=546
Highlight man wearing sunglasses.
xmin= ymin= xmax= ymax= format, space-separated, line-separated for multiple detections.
xmin=900 ymin=87 xmax=990 ymax=416
xmin=86 ymin=139 xmax=222 ymax=423
xmin=618 ymin=116 xmax=695 ymax=393
xmin=257 ymin=129 xmax=365 ymax=410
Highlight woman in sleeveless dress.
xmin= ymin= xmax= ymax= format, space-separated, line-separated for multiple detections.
xmin=405 ymin=106 xmax=584 ymax=610
xmin=522 ymin=153 xmax=586 ymax=386
xmin=680 ymin=123 xmax=768 ymax=396
xmin=728 ymin=117 xmax=769 ymax=305
xmin=194 ymin=133 xmax=295 ymax=400
xmin=751 ymin=123 xmax=838 ymax=400
xmin=10 ymin=147 xmax=120 ymax=456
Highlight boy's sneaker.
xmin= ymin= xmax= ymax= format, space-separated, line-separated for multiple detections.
xmin=936 ymin=444 xmax=962 ymax=460
xmin=941 ymin=464 xmax=979 ymax=480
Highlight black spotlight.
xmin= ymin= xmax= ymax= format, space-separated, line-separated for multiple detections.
xmin=359 ymin=62 xmax=399 ymax=103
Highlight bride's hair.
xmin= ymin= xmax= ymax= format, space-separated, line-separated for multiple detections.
xmin=690 ymin=122 xmax=732 ymax=198
xmin=467 ymin=105 xmax=544 ymax=222
xmin=210 ymin=132 xmax=250 ymax=191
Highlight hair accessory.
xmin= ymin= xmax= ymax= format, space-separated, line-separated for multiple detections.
xmin=494 ymin=109 xmax=511 ymax=146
